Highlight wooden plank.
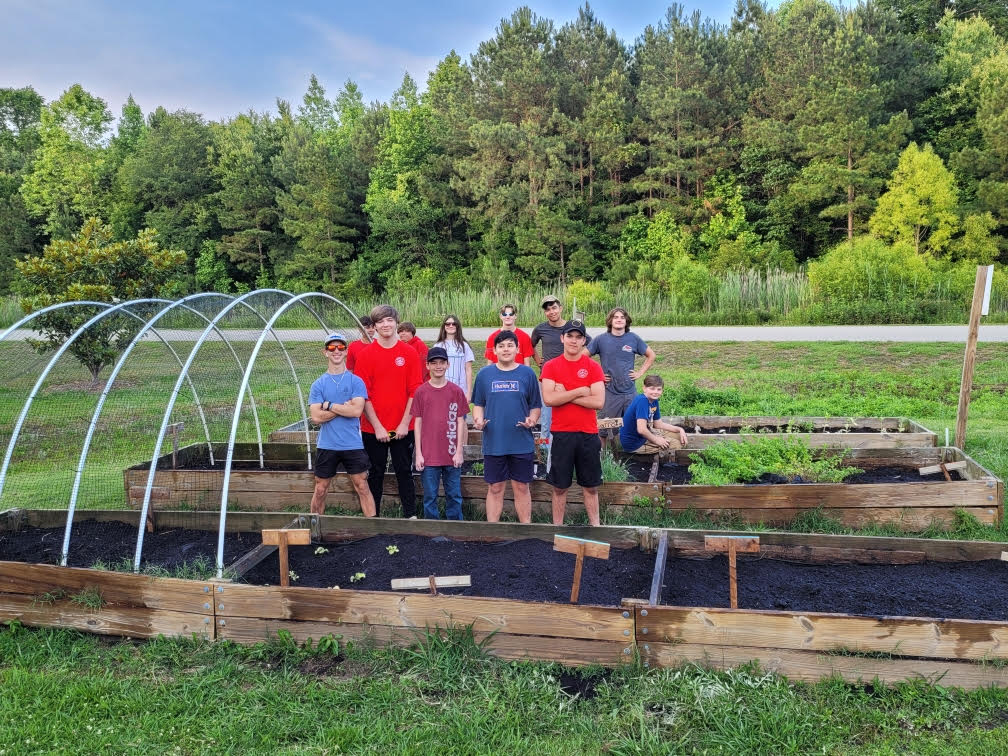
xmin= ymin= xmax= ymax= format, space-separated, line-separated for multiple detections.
xmin=637 ymin=607 xmax=1008 ymax=662
xmin=704 ymin=536 xmax=760 ymax=553
xmin=261 ymin=529 xmax=311 ymax=546
xmin=390 ymin=575 xmax=471 ymax=590
xmin=641 ymin=642 xmax=1008 ymax=690
xmin=673 ymin=544 xmax=927 ymax=565
xmin=127 ymin=485 xmax=173 ymax=501
xmin=216 ymin=617 xmax=631 ymax=666
xmin=0 ymin=593 xmax=212 ymax=639
xmin=649 ymin=531 xmax=668 ymax=606
xmin=212 ymin=585 xmax=634 ymax=641
xmin=919 ymin=461 xmax=969 ymax=476
xmin=554 ymin=535 xmax=611 ymax=560
xmin=0 ymin=561 xmax=215 ymax=614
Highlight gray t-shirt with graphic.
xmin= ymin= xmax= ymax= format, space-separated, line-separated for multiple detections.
xmin=587 ymin=331 xmax=648 ymax=395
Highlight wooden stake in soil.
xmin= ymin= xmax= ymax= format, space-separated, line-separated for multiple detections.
xmin=261 ymin=528 xmax=311 ymax=587
xmin=553 ymin=535 xmax=610 ymax=603
xmin=649 ymin=531 xmax=669 ymax=606
xmin=704 ymin=535 xmax=760 ymax=609
xmin=918 ymin=460 xmax=967 ymax=480
xmin=955 ymin=265 xmax=993 ymax=449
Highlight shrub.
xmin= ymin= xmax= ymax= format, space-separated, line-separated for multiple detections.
xmin=659 ymin=256 xmax=717 ymax=311
xmin=565 ymin=279 xmax=611 ymax=315
xmin=688 ymin=437 xmax=862 ymax=485
xmin=806 ymin=237 xmax=934 ymax=322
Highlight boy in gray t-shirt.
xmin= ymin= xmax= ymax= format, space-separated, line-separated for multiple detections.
xmin=586 ymin=307 xmax=656 ymax=447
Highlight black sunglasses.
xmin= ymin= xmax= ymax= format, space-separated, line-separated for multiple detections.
xmin=444 ymin=321 xmax=458 ymax=326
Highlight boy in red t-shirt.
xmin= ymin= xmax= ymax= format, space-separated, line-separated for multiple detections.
xmin=411 ymin=346 xmax=469 ymax=519
xmin=540 ymin=320 xmax=605 ymax=526
xmin=355 ymin=305 xmax=423 ymax=517
xmin=398 ymin=321 xmax=430 ymax=380
xmin=484 ymin=304 xmax=534 ymax=366
xmin=346 ymin=315 xmax=375 ymax=372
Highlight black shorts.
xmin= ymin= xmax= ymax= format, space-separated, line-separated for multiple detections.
xmin=315 ymin=447 xmax=370 ymax=478
xmin=547 ymin=431 xmax=603 ymax=489
xmin=484 ymin=453 xmax=535 ymax=484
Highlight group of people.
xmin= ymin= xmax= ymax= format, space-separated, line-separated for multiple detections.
xmin=307 ymin=297 xmax=688 ymax=526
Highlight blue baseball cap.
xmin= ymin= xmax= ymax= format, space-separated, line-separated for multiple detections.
xmin=324 ymin=332 xmax=349 ymax=346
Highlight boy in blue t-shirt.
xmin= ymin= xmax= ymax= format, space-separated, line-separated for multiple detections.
xmin=307 ymin=333 xmax=375 ymax=516
xmin=472 ymin=331 xmax=542 ymax=523
xmin=619 ymin=375 xmax=689 ymax=454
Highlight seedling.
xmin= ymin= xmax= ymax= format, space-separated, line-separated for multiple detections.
xmin=386 ymin=545 xmax=399 ymax=555
xmin=349 ymin=572 xmax=366 ymax=583
xmin=314 ymin=546 xmax=329 ymax=556
xmin=288 ymin=570 xmax=299 ymax=582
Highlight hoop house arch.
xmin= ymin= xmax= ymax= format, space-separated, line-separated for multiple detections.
xmin=0 ymin=301 xmax=110 ymax=343
xmin=60 ymin=292 xmax=246 ymax=565
xmin=131 ymin=289 xmax=343 ymax=571
xmin=0 ymin=298 xmax=178 ymax=501
xmin=210 ymin=292 xmax=362 ymax=577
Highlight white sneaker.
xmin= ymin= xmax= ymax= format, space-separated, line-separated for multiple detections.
xmin=408 ymin=515 xmax=417 ymax=520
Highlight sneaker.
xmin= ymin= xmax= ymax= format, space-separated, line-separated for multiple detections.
xmin=408 ymin=515 xmax=417 ymax=520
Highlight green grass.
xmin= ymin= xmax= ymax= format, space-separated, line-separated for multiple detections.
xmin=0 ymin=622 xmax=1006 ymax=753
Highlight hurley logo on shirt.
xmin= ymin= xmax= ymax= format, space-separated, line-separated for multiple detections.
xmin=394 ymin=356 xmax=406 ymax=366
xmin=491 ymin=380 xmax=520 ymax=392
xmin=622 ymin=344 xmax=633 ymax=352
xmin=577 ymin=368 xmax=589 ymax=378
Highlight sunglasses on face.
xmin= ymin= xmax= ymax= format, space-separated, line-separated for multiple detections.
xmin=444 ymin=321 xmax=458 ymax=327
xmin=325 ymin=342 xmax=348 ymax=352
xmin=500 ymin=311 xmax=515 ymax=317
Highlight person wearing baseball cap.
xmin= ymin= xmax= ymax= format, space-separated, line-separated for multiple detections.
xmin=540 ymin=319 xmax=605 ymax=526
xmin=531 ymin=296 xmax=591 ymax=469
xmin=410 ymin=346 xmax=469 ymax=519
xmin=307 ymin=332 xmax=375 ymax=517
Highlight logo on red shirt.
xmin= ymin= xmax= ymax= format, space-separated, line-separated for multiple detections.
xmin=577 ymin=368 xmax=589 ymax=378
xmin=394 ymin=356 xmax=406 ymax=367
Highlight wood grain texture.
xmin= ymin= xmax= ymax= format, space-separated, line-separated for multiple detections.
xmin=0 ymin=561 xmax=214 ymax=613
xmin=641 ymin=641 xmax=1008 ymax=689
xmin=0 ymin=593 xmax=212 ymax=639
xmin=211 ymin=584 xmax=634 ymax=641
xmin=637 ymin=606 xmax=1008 ymax=661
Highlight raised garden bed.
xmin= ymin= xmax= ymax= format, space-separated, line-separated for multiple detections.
xmin=2 ymin=509 xmax=1007 ymax=688
xmin=124 ymin=443 xmax=1003 ymax=529
xmin=269 ymin=416 xmax=937 ymax=449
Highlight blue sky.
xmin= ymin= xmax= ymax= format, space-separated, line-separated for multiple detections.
xmin=4 ymin=1 xmax=754 ymax=123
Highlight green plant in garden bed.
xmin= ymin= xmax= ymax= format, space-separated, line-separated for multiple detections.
xmin=688 ymin=437 xmax=862 ymax=485
xmin=600 ymin=450 xmax=630 ymax=482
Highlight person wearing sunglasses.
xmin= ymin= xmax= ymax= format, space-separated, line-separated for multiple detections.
xmin=433 ymin=314 xmax=475 ymax=401
xmin=307 ymin=333 xmax=375 ymax=517
xmin=484 ymin=305 xmax=533 ymax=367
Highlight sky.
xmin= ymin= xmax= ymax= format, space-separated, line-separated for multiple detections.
xmin=3 ymin=0 xmax=755 ymax=123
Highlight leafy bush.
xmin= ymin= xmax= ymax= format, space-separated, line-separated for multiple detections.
xmin=565 ymin=279 xmax=611 ymax=314
xmin=806 ymin=237 xmax=934 ymax=323
xmin=688 ymin=437 xmax=862 ymax=485
xmin=659 ymin=256 xmax=717 ymax=311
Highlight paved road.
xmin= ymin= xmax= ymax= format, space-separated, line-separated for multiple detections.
xmin=5 ymin=324 xmax=1008 ymax=343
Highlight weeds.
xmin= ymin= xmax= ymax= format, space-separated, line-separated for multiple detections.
xmin=69 ymin=587 xmax=104 ymax=610
xmin=601 ymin=449 xmax=630 ymax=482
xmin=688 ymin=437 xmax=862 ymax=485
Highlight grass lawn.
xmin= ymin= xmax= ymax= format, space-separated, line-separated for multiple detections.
xmin=2 ymin=340 xmax=1008 ymax=751
xmin=1 ymin=623 xmax=1007 ymax=754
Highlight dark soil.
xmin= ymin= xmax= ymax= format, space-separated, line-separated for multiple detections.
xmin=2 ymin=521 xmax=1006 ymax=620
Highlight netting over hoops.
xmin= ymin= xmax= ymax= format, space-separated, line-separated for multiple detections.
xmin=0 ymin=291 xmax=367 ymax=576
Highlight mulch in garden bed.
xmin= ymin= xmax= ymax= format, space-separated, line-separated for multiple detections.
xmin=1 ymin=521 xmax=1006 ymax=620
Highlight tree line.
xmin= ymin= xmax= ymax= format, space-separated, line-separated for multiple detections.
xmin=1 ymin=0 xmax=1006 ymax=307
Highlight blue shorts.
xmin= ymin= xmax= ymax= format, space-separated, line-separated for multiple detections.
xmin=484 ymin=453 xmax=535 ymax=484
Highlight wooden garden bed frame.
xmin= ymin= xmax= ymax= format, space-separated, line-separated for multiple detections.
xmin=269 ymin=416 xmax=937 ymax=449
xmin=2 ymin=509 xmax=1007 ymax=689
xmin=123 ymin=443 xmax=1003 ymax=529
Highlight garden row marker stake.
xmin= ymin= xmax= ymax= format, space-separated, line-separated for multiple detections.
xmin=554 ymin=535 xmax=610 ymax=603
xmin=918 ymin=460 xmax=968 ymax=479
xmin=429 ymin=575 xmax=437 ymax=595
xmin=704 ymin=535 xmax=760 ymax=609
xmin=955 ymin=265 xmax=993 ymax=449
xmin=261 ymin=528 xmax=311 ymax=587
xmin=390 ymin=575 xmax=472 ymax=590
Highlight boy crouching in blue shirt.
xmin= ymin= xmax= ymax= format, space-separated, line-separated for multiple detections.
xmin=619 ymin=375 xmax=688 ymax=454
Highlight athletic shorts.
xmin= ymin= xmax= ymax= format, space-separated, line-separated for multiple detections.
xmin=484 ymin=452 xmax=535 ymax=484
xmin=315 ymin=447 xmax=370 ymax=478
xmin=599 ymin=391 xmax=635 ymax=437
xmin=547 ymin=431 xmax=603 ymax=489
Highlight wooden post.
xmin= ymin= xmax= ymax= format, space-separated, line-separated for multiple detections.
xmin=955 ymin=266 xmax=991 ymax=449
xmin=553 ymin=535 xmax=611 ymax=604
xmin=704 ymin=535 xmax=760 ymax=609
xmin=261 ymin=528 xmax=311 ymax=587
xmin=167 ymin=422 xmax=184 ymax=469
xmin=648 ymin=531 xmax=669 ymax=606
